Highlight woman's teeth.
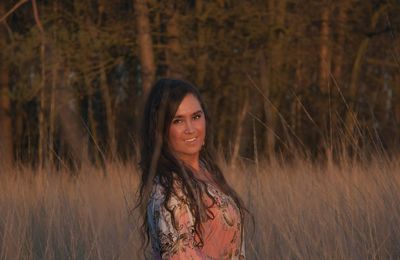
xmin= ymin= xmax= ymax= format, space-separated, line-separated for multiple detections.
xmin=185 ymin=137 xmax=196 ymax=142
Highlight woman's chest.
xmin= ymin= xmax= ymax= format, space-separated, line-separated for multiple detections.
xmin=199 ymin=185 xmax=243 ymax=258
xmin=202 ymin=185 xmax=241 ymax=234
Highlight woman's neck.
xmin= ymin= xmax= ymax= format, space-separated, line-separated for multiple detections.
xmin=179 ymin=157 xmax=217 ymax=186
xmin=179 ymin=156 xmax=200 ymax=171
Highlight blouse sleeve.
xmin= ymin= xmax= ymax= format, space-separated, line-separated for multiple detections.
xmin=148 ymin=184 xmax=205 ymax=260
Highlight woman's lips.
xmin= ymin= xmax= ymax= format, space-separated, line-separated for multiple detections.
xmin=184 ymin=137 xmax=197 ymax=143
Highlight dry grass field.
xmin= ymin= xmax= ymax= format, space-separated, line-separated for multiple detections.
xmin=1 ymin=156 xmax=400 ymax=259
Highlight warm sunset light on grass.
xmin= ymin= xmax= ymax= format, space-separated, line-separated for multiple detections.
xmin=1 ymin=157 xmax=400 ymax=259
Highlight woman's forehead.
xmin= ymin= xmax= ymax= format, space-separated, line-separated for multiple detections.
xmin=174 ymin=94 xmax=202 ymax=116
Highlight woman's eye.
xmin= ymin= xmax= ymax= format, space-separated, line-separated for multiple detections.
xmin=193 ymin=114 xmax=201 ymax=120
xmin=172 ymin=119 xmax=182 ymax=124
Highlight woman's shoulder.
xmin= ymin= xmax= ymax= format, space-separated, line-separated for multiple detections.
xmin=149 ymin=181 xmax=165 ymax=202
xmin=148 ymin=175 xmax=187 ymax=208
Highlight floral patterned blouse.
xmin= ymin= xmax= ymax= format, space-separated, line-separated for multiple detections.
xmin=147 ymin=177 xmax=245 ymax=259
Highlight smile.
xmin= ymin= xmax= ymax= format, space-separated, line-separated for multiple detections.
xmin=184 ymin=137 xmax=197 ymax=143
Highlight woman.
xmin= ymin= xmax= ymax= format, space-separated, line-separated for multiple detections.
xmin=136 ymin=78 xmax=246 ymax=259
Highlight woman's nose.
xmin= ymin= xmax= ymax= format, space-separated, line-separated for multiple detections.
xmin=184 ymin=121 xmax=195 ymax=134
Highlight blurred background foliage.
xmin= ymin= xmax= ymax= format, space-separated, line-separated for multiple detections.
xmin=0 ymin=0 xmax=400 ymax=168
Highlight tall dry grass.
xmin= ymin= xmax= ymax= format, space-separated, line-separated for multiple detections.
xmin=0 ymin=163 xmax=141 ymax=260
xmin=1 ymin=156 xmax=400 ymax=259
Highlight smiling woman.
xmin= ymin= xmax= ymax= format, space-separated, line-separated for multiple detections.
xmin=136 ymin=78 xmax=247 ymax=259
xmin=168 ymin=94 xmax=206 ymax=170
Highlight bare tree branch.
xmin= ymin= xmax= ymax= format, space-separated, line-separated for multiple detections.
xmin=31 ymin=0 xmax=44 ymax=32
xmin=0 ymin=0 xmax=29 ymax=24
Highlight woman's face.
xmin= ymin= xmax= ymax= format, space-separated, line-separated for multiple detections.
xmin=168 ymin=94 xmax=206 ymax=165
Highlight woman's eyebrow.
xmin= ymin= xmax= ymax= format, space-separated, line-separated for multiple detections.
xmin=192 ymin=110 xmax=203 ymax=115
xmin=173 ymin=110 xmax=203 ymax=118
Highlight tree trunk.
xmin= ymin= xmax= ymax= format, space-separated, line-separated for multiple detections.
xmin=48 ymin=49 xmax=59 ymax=167
xmin=260 ymin=51 xmax=276 ymax=159
xmin=195 ymin=0 xmax=209 ymax=88
xmin=84 ymin=73 xmax=101 ymax=166
xmin=319 ymin=3 xmax=331 ymax=93
xmin=293 ymin=58 xmax=304 ymax=132
xmin=333 ymin=0 xmax=351 ymax=85
xmin=395 ymin=73 xmax=400 ymax=143
xmin=166 ymin=2 xmax=183 ymax=78
xmin=55 ymin=66 xmax=89 ymax=169
xmin=0 ymin=2 xmax=13 ymax=167
xmin=99 ymin=57 xmax=117 ymax=159
xmin=98 ymin=0 xmax=117 ymax=160
xmin=134 ymin=0 xmax=155 ymax=97
xmin=262 ymin=0 xmax=286 ymax=158
xmin=32 ymin=0 xmax=48 ymax=168
xmin=324 ymin=0 xmax=351 ymax=156
xmin=0 ymin=63 xmax=13 ymax=167
xmin=345 ymin=4 xmax=389 ymax=139
xmin=319 ymin=2 xmax=332 ymax=155
xmin=231 ymin=89 xmax=248 ymax=164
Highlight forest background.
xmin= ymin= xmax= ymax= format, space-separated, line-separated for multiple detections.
xmin=1 ymin=0 xmax=400 ymax=259
xmin=1 ymin=0 xmax=399 ymax=167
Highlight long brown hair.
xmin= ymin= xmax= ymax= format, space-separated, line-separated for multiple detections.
xmin=135 ymin=78 xmax=246 ymax=252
